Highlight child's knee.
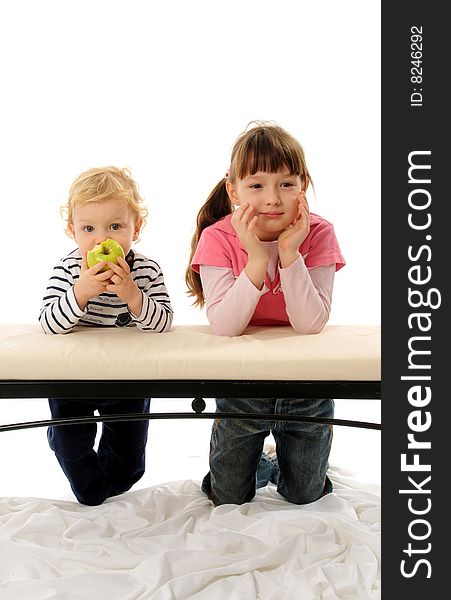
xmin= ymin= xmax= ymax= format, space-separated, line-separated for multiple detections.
xmin=279 ymin=476 xmax=332 ymax=505
xmin=280 ymin=489 xmax=321 ymax=505
xmin=47 ymin=425 xmax=95 ymax=458
xmin=75 ymin=490 xmax=109 ymax=506
xmin=211 ymin=489 xmax=255 ymax=506
xmin=48 ymin=432 xmax=93 ymax=462
xmin=202 ymin=471 xmax=255 ymax=506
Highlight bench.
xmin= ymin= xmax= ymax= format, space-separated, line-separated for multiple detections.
xmin=0 ymin=323 xmax=381 ymax=432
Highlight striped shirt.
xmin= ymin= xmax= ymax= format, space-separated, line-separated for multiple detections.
xmin=39 ymin=248 xmax=173 ymax=334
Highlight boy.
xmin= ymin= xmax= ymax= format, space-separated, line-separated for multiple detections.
xmin=40 ymin=166 xmax=173 ymax=505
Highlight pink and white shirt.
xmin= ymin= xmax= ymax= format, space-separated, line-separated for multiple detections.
xmin=191 ymin=212 xmax=345 ymax=336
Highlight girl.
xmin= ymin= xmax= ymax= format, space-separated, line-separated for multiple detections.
xmin=40 ymin=166 xmax=173 ymax=505
xmin=186 ymin=122 xmax=345 ymax=505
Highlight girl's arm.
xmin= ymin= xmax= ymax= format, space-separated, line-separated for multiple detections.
xmin=280 ymin=258 xmax=335 ymax=333
xmin=200 ymin=266 xmax=265 ymax=336
xmin=200 ymin=260 xmax=335 ymax=336
xmin=277 ymin=197 xmax=340 ymax=333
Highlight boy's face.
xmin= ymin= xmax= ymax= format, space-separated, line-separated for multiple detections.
xmin=68 ymin=197 xmax=141 ymax=258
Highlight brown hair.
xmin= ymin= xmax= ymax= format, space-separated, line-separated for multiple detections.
xmin=61 ymin=166 xmax=148 ymax=234
xmin=185 ymin=121 xmax=312 ymax=306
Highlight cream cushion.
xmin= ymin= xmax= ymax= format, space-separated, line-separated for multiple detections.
xmin=0 ymin=324 xmax=380 ymax=382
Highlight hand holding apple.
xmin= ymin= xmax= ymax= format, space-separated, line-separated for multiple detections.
xmin=73 ymin=255 xmax=114 ymax=311
xmin=106 ymin=256 xmax=143 ymax=317
xmin=87 ymin=239 xmax=125 ymax=271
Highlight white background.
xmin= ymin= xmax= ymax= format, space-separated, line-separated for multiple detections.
xmin=0 ymin=0 xmax=380 ymax=499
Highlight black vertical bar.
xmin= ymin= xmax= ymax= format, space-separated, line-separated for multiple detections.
xmin=382 ymin=1 xmax=448 ymax=595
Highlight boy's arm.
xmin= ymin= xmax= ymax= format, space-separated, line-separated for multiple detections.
xmin=130 ymin=258 xmax=173 ymax=333
xmin=39 ymin=259 xmax=86 ymax=334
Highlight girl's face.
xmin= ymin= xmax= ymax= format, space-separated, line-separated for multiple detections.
xmin=226 ymin=169 xmax=303 ymax=241
xmin=68 ymin=196 xmax=141 ymax=257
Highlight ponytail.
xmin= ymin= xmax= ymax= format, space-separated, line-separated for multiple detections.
xmin=185 ymin=179 xmax=232 ymax=307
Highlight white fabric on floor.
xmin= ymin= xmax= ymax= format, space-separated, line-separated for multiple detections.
xmin=0 ymin=468 xmax=380 ymax=600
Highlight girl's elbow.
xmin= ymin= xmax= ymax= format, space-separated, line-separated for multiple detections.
xmin=206 ymin=307 xmax=240 ymax=336
xmin=311 ymin=322 xmax=327 ymax=334
xmin=210 ymin=321 xmax=242 ymax=337
xmin=292 ymin=324 xmax=322 ymax=335
xmin=291 ymin=315 xmax=329 ymax=335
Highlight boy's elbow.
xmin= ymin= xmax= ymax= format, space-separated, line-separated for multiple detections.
xmin=163 ymin=309 xmax=174 ymax=331
xmin=40 ymin=326 xmax=69 ymax=335
xmin=156 ymin=307 xmax=174 ymax=333
xmin=161 ymin=315 xmax=173 ymax=333
xmin=39 ymin=317 xmax=57 ymax=335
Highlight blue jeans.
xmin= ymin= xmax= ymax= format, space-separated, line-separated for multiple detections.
xmin=48 ymin=398 xmax=150 ymax=505
xmin=202 ymin=398 xmax=334 ymax=505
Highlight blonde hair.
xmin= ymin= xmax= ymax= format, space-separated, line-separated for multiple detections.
xmin=61 ymin=166 xmax=148 ymax=233
xmin=185 ymin=121 xmax=312 ymax=307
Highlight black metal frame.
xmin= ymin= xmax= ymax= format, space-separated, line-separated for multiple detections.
xmin=0 ymin=379 xmax=381 ymax=432
xmin=0 ymin=379 xmax=380 ymax=399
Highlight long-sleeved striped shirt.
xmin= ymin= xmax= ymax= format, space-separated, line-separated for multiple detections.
xmin=39 ymin=248 xmax=173 ymax=334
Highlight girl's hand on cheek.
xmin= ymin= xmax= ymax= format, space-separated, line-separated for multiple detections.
xmin=278 ymin=192 xmax=311 ymax=263
xmin=231 ymin=203 xmax=269 ymax=289
xmin=231 ymin=203 xmax=268 ymax=263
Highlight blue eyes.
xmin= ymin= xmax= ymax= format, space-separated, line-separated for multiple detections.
xmin=82 ymin=224 xmax=121 ymax=232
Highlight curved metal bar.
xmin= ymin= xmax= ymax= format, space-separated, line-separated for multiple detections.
xmin=0 ymin=412 xmax=381 ymax=433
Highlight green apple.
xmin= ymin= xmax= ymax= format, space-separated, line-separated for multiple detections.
xmin=87 ymin=238 xmax=125 ymax=271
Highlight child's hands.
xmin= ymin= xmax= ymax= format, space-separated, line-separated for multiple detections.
xmin=231 ymin=203 xmax=269 ymax=289
xmin=231 ymin=203 xmax=269 ymax=264
xmin=74 ymin=255 xmax=114 ymax=311
xmin=278 ymin=192 xmax=310 ymax=268
xmin=106 ymin=256 xmax=143 ymax=317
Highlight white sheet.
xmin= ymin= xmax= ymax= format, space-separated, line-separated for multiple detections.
xmin=0 ymin=469 xmax=380 ymax=599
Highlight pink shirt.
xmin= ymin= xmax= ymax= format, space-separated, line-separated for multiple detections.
xmin=191 ymin=212 xmax=345 ymax=335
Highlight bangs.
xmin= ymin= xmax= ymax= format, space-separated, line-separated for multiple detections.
xmin=232 ymin=126 xmax=306 ymax=180
xmin=79 ymin=189 xmax=133 ymax=205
